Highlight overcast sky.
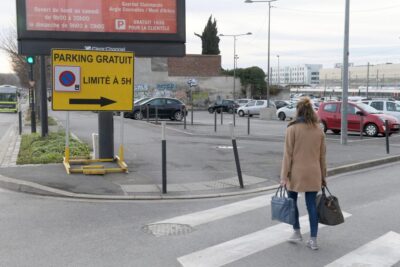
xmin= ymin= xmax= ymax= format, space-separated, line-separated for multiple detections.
xmin=1 ymin=0 xmax=400 ymax=74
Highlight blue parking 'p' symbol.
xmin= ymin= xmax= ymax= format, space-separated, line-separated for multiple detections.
xmin=59 ymin=71 xmax=76 ymax=87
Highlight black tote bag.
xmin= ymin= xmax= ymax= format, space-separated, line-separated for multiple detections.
xmin=316 ymin=186 xmax=344 ymax=226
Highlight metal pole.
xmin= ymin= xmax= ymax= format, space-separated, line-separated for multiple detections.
xmin=230 ymin=123 xmax=244 ymax=188
xmin=65 ymin=111 xmax=70 ymax=161
xmin=359 ymin=115 xmax=363 ymax=140
xmin=18 ymin=102 xmax=22 ymax=135
xmin=277 ymin=55 xmax=280 ymax=85
xmin=324 ymin=74 xmax=327 ymax=97
xmin=220 ymin=107 xmax=223 ymax=125
xmin=385 ymin=120 xmax=390 ymax=154
xmin=30 ymin=88 xmax=36 ymax=133
xmin=233 ymin=36 xmax=237 ymax=127
xmin=214 ymin=110 xmax=217 ymax=132
xmin=40 ymin=56 xmax=48 ymax=137
xmin=119 ymin=111 xmax=125 ymax=161
xmin=191 ymin=90 xmax=194 ymax=125
xmin=98 ymin=112 xmax=114 ymax=158
xmin=146 ymin=104 xmax=150 ymax=122
xmin=161 ymin=122 xmax=167 ymax=194
xmin=182 ymin=106 xmax=186 ymax=129
xmin=267 ymin=1 xmax=272 ymax=107
xmin=366 ymin=62 xmax=370 ymax=98
xmin=376 ymin=69 xmax=379 ymax=97
xmin=247 ymin=110 xmax=250 ymax=135
xmin=155 ymin=106 xmax=158 ymax=124
xmin=340 ymin=0 xmax=350 ymax=145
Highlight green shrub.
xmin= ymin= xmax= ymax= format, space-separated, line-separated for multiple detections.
xmin=17 ymin=131 xmax=90 ymax=165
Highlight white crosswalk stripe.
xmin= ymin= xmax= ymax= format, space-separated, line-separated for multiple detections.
xmin=178 ymin=212 xmax=352 ymax=267
xmin=325 ymin=231 xmax=400 ymax=267
xmin=152 ymin=193 xmax=275 ymax=227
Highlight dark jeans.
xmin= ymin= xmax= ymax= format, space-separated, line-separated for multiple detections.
xmin=287 ymin=191 xmax=318 ymax=238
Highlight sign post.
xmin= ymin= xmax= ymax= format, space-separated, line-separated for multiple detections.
xmin=52 ymin=49 xmax=134 ymax=174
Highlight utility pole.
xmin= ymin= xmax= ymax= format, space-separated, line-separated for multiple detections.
xmin=277 ymin=55 xmax=280 ymax=85
xmin=376 ymin=69 xmax=379 ymax=97
xmin=324 ymin=74 xmax=327 ymax=97
xmin=366 ymin=62 xmax=370 ymax=98
xmin=341 ymin=0 xmax=350 ymax=145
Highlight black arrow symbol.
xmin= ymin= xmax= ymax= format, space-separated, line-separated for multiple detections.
xmin=69 ymin=97 xmax=116 ymax=107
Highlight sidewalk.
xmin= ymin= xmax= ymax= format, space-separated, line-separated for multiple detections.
xmin=1 ymin=115 xmax=400 ymax=200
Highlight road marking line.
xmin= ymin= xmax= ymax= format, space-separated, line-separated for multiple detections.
xmin=178 ymin=212 xmax=352 ymax=267
xmin=153 ymin=194 xmax=274 ymax=227
xmin=325 ymin=231 xmax=400 ymax=267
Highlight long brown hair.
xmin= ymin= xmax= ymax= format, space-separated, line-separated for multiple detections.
xmin=289 ymin=97 xmax=319 ymax=127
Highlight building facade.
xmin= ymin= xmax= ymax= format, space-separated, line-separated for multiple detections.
xmin=319 ymin=63 xmax=400 ymax=88
xmin=133 ymin=55 xmax=238 ymax=107
xmin=271 ymin=64 xmax=322 ymax=86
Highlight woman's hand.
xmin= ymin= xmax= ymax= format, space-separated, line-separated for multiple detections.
xmin=280 ymin=177 xmax=289 ymax=186
xmin=322 ymin=178 xmax=327 ymax=187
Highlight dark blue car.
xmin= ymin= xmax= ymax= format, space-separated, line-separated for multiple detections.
xmin=126 ymin=97 xmax=187 ymax=121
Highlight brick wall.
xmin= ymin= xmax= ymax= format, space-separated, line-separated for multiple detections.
xmin=168 ymin=54 xmax=222 ymax=77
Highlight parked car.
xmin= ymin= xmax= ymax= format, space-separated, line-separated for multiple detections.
xmin=237 ymin=100 xmax=275 ymax=117
xmin=274 ymin=100 xmax=291 ymax=110
xmin=126 ymin=97 xmax=187 ymax=121
xmin=208 ymin=99 xmax=239 ymax=114
xmin=360 ymin=99 xmax=400 ymax=121
xmin=276 ymin=104 xmax=296 ymax=121
xmin=317 ymin=101 xmax=400 ymax=137
xmin=276 ymin=101 xmax=318 ymax=121
xmin=235 ymin=98 xmax=252 ymax=106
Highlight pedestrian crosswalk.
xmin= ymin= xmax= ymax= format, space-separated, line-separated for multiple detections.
xmin=147 ymin=194 xmax=400 ymax=267
xmin=325 ymin=231 xmax=400 ymax=267
xmin=178 ymin=213 xmax=353 ymax=267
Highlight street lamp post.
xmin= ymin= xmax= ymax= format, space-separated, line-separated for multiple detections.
xmin=220 ymin=32 xmax=252 ymax=126
xmin=277 ymin=55 xmax=280 ymax=85
xmin=245 ymin=0 xmax=277 ymax=107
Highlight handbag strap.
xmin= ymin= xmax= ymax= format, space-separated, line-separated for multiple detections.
xmin=322 ymin=186 xmax=333 ymax=196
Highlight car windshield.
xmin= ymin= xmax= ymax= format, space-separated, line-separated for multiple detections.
xmin=356 ymin=102 xmax=383 ymax=114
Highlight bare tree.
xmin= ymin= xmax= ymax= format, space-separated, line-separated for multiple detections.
xmin=0 ymin=25 xmax=40 ymax=88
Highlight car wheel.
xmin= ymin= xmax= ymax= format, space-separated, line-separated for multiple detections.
xmin=208 ymin=107 xmax=214 ymax=114
xmin=364 ymin=123 xmax=378 ymax=137
xmin=123 ymin=113 xmax=130 ymax=118
xmin=332 ymin=129 xmax=341 ymax=134
xmin=238 ymin=110 xmax=245 ymax=117
xmin=174 ymin=111 xmax=183 ymax=121
xmin=228 ymin=108 xmax=234 ymax=114
xmin=278 ymin=112 xmax=286 ymax=121
xmin=319 ymin=121 xmax=328 ymax=133
xmin=133 ymin=111 xmax=143 ymax=120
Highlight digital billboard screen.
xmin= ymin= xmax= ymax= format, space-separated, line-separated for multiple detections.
xmin=17 ymin=0 xmax=186 ymax=56
xmin=26 ymin=0 xmax=178 ymax=34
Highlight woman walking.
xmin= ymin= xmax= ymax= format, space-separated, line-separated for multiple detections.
xmin=280 ymin=97 xmax=327 ymax=250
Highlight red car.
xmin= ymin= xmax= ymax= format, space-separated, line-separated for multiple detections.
xmin=318 ymin=101 xmax=400 ymax=137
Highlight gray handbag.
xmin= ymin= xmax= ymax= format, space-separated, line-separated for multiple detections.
xmin=271 ymin=186 xmax=296 ymax=225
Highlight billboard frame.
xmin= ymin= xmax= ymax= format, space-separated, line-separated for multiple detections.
xmin=17 ymin=0 xmax=186 ymax=57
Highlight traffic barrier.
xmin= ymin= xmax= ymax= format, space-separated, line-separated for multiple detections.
xmin=230 ymin=123 xmax=244 ymax=188
xmin=162 ymin=122 xmax=167 ymax=194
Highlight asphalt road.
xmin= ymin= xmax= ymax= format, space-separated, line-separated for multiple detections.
xmin=0 ymin=163 xmax=400 ymax=266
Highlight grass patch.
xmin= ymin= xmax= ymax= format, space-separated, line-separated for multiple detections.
xmin=17 ymin=131 xmax=90 ymax=165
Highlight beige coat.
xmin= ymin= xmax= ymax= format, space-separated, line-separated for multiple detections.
xmin=281 ymin=122 xmax=327 ymax=192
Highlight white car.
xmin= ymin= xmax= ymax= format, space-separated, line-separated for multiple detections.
xmin=237 ymin=100 xmax=275 ymax=117
xmin=235 ymin=98 xmax=252 ymax=106
xmin=276 ymin=102 xmax=319 ymax=121
xmin=276 ymin=104 xmax=297 ymax=121
xmin=361 ymin=99 xmax=400 ymax=121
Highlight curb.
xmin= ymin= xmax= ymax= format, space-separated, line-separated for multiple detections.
xmin=0 ymin=154 xmax=400 ymax=200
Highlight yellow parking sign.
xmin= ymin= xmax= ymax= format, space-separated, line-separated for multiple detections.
xmin=52 ymin=49 xmax=134 ymax=111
